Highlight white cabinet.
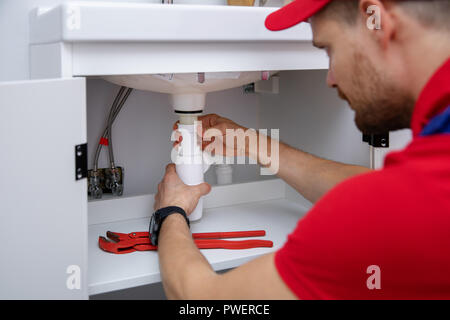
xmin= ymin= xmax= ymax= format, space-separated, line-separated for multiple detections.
xmin=88 ymin=180 xmax=310 ymax=295
xmin=0 ymin=78 xmax=88 ymax=299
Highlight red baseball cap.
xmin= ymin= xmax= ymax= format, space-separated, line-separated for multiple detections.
xmin=265 ymin=0 xmax=332 ymax=31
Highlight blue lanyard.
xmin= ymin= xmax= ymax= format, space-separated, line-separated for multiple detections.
xmin=420 ymin=105 xmax=450 ymax=136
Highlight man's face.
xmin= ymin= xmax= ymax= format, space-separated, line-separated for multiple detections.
xmin=310 ymin=14 xmax=414 ymax=134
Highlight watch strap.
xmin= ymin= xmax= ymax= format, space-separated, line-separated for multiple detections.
xmin=150 ymin=206 xmax=190 ymax=246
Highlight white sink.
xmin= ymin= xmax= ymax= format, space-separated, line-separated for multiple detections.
xmin=29 ymin=1 xmax=327 ymax=78
xmin=104 ymin=72 xmax=271 ymax=94
xmin=30 ymin=2 xmax=312 ymax=44
xmin=103 ymin=71 xmax=276 ymax=111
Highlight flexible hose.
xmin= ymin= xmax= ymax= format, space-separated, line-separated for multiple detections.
xmin=93 ymin=87 xmax=132 ymax=171
xmin=93 ymin=86 xmax=125 ymax=170
xmin=107 ymin=88 xmax=133 ymax=168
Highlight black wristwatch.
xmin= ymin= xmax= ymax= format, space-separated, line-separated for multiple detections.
xmin=149 ymin=206 xmax=190 ymax=246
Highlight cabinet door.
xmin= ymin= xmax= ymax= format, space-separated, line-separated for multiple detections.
xmin=0 ymin=78 xmax=88 ymax=299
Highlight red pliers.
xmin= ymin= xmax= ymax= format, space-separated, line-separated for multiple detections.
xmin=99 ymin=230 xmax=273 ymax=254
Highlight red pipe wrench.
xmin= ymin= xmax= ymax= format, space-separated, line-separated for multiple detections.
xmin=99 ymin=230 xmax=273 ymax=254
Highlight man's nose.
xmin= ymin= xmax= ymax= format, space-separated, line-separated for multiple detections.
xmin=326 ymin=68 xmax=337 ymax=88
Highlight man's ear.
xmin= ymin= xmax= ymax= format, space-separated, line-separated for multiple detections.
xmin=359 ymin=0 xmax=396 ymax=50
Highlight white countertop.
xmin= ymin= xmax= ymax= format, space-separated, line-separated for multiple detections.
xmin=30 ymin=2 xmax=312 ymax=44
xmin=88 ymin=198 xmax=308 ymax=295
xmin=29 ymin=2 xmax=327 ymax=78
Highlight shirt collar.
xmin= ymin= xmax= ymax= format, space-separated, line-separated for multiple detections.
xmin=411 ymin=58 xmax=450 ymax=137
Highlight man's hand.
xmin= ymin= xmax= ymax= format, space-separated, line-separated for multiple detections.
xmin=172 ymin=113 xmax=370 ymax=204
xmin=173 ymin=114 xmax=251 ymax=157
xmin=197 ymin=114 xmax=248 ymax=153
xmin=154 ymin=164 xmax=211 ymax=215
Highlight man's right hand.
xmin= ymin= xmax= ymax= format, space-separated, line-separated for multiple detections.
xmin=173 ymin=114 xmax=252 ymax=158
xmin=172 ymin=113 xmax=370 ymax=204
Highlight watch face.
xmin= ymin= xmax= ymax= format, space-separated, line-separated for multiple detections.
xmin=150 ymin=212 xmax=163 ymax=246
xmin=149 ymin=214 xmax=155 ymax=233
xmin=149 ymin=214 xmax=157 ymax=245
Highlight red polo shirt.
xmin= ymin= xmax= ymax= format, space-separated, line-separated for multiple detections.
xmin=275 ymin=58 xmax=450 ymax=299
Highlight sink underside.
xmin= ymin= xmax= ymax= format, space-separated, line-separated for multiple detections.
xmin=103 ymin=71 xmax=276 ymax=94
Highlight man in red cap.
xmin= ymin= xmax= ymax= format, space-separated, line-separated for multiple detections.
xmin=153 ymin=0 xmax=450 ymax=299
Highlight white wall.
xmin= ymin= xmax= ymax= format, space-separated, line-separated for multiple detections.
xmin=0 ymin=0 xmax=145 ymax=81
xmin=260 ymin=70 xmax=370 ymax=167
xmin=0 ymin=0 xmax=61 ymax=81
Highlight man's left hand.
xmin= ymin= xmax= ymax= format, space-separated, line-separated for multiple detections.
xmin=154 ymin=163 xmax=211 ymax=216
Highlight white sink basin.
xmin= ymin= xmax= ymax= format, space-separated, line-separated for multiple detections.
xmin=30 ymin=2 xmax=312 ymax=44
xmin=29 ymin=1 xmax=327 ymax=79
xmin=103 ymin=71 xmax=276 ymax=111
xmin=103 ymin=72 xmax=273 ymax=94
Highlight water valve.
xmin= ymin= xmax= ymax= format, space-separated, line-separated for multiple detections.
xmin=89 ymin=171 xmax=103 ymax=199
xmin=106 ymin=168 xmax=123 ymax=197
xmin=88 ymin=167 xmax=124 ymax=198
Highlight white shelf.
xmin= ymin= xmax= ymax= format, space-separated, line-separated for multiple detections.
xmin=87 ymin=180 xmax=310 ymax=295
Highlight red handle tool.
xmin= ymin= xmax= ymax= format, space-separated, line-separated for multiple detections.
xmin=122 ymin=230 xmax=266 ymax=239
xmin=99 ymin=230 xmax=273 ymax=254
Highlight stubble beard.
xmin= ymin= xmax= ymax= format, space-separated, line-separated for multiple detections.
xmin=338 ymin=51 xmax=415 ymax=134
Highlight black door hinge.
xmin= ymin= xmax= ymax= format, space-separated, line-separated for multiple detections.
xmin=75 ymin=143 xmax=88 ymax=181
xmin=362 ymin=133 xmax=389 ymax=148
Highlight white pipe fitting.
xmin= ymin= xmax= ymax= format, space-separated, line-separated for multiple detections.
xmin=175 ymin=122 xmax=210 ymax=221
xmin=170 ymin=93 xmax=206 ymax=112
xmin=170 ymin=92 xmax=209 ymax=220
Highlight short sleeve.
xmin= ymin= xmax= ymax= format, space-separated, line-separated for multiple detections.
xmin=273 ymin=170 xmax=435 ymax=299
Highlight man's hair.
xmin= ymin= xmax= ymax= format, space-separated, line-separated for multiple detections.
xmin=321 ymin=0 xmax=450 ymax=31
